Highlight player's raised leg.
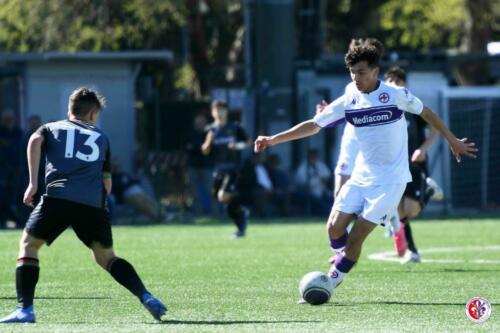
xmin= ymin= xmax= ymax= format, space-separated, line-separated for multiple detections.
xmin=0 ymin=230 xmax=44 ymax=324
xmin=91 ymin=243 xmax=167 ymax=321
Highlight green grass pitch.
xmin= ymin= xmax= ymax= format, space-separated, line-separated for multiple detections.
xmin=0 ymin=218 xmax=498 ymax=332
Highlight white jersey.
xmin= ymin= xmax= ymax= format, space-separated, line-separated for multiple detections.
xmin=314 ymin=81 xmax=424 ymax=186
xmin=335 ymin=123 xmax=358 ymax=176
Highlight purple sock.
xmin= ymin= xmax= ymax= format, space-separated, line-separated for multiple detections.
xmin=330 ymin=232 xmax=348 ymax=252
xmin=334 ymin=255 xmax=356 ymax=273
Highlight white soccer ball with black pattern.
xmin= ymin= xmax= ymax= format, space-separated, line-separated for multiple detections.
xmin=298 ymin=271 xmax=334 ymax=305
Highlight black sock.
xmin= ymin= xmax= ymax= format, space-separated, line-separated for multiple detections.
xmin=16 ymin=257 xmax=40 ymax=309
xmin=107 ymin=257 xmax=148 ymax=301
xmin=226 ymin=199 xmax=246 ymax=232
xmin=403 ymin=219 xmax=418 ymax=254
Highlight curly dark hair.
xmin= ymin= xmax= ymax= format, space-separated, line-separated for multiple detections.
xmin=344 ymin=38 xmax=385 ymax=68
xmin=68 ymin=87 xmax=106 ymax=116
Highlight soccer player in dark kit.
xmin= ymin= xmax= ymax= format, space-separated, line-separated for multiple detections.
xmin=384 ymin=66 xmax=443 ymax=263
xmin=201 ymin=100 xmax=251 ymax=239
xmin=0 ymin=88 xmax=166 ymax=323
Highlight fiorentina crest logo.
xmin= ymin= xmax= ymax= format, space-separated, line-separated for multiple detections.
xmin=466 ymin=296 xmax=492 ymax=323
xmin=378 ymin=92 xmax=389 ymax=103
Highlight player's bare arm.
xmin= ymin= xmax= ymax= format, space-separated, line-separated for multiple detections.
xmin=103 ymin=178 xmax=112 ymax=195
xmin=411 ymin=127 xmax=438 ymax=162
xmin=254 ymin=119 xmax=320 ymax=153
xmin=419 ymin=106 xmax=478 ymax=162
xmin=201 ymin=130 xmax=215 ymax=155
xmin=23 ymin=132 xmax=45 ymax=207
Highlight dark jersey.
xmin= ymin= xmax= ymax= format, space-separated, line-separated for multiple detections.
xmin=0 ymin=125 xmax=23 ymax=172
xmin=406 ymin=114 xmax=427 ymax=157
xmin=206 ymin=121 xmax=248 ymax=168
xmin=37 ymin=120 xmax=111 ymax=208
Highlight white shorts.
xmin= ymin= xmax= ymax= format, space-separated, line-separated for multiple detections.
xmin=334 ymin=123 xmax=359 ymax=176
xmin=333 ymin=180 xmax=406 ymax=225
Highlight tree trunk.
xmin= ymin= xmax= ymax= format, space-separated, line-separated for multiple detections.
xmin=455 ymin=0 xmax=493 ymax=85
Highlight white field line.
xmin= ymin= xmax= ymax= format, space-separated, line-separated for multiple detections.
xmin=367 ymin=245 xmax=500 ymax=264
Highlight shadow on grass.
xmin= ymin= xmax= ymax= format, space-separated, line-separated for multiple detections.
xmin=0 ymin=296 xmax=111 ymax=300
xmin=156 ymin=319 xmax=321 ymax=325
xmin=442 ymin=268 xmax=500 ymax=273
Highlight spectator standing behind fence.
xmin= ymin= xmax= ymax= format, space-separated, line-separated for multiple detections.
xmin=18 ymin=115 xmax=45 ymax=228
xmin=0 ymin=109 xmax=23 ymax=228
xmin=186 ymin=113 xmax=214 ymax=215
xmin=294 ymin=148 xmax=333 ymax=215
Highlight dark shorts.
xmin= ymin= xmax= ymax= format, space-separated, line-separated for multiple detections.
xmin=26 ymin=196 xmax=113 ymax=248
xmin=404 ymin=163 xmax=428 ymax=208
xmin=211 ymin=168 xmax=240 ymax=199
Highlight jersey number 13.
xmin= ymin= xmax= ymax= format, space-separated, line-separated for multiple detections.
xmin=63 ymin=128 xmax=101 ymax=162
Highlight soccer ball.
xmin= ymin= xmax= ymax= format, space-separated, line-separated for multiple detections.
xmin=298 ymin=271 xmax=334 ymax=305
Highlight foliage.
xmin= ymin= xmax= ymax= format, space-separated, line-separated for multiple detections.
xmin=324 ymin=0 xmax=499 ymax=52
xmin=324 ymin=0 xmax=390 ymax=53
xmin=0 ymin=0 xmax=187 ymax=52
xmin=380 ymin=0 xmax=467 ymax=50
xmin=174 ymin=63 xmax=199 ymax=97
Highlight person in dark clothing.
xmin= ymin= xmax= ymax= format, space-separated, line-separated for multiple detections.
xmin=265 ymin=153 xmax=292 ymax=216
xmin=0 ymin=109 xmax=23 ymax=228
xmin=186 ymin=113 xmax=214 ymax=215
xmin=110 ymin=159 xmax=166 ymax=221
xmin=385 ymin=66 xmax=442 ymax=263
xmin=238 ymin=153 xmax=273 ymax=218
xmin=0 ymin=87 xmax=166 ymax=323
xmin=18 ymin=115 xmax=45 ymax=228
xmin=201 ymin=100 xmax=251 ymax=239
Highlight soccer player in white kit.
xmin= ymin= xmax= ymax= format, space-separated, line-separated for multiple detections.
xmin=254 ymin=38 xmax=477 ymax=288
xmin=331 ymin=66 xmax=442 ymax=264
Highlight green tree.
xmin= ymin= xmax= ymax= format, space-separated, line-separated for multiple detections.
xmin=324 ymin=0 xmax=390 ymax=53
xmin=0 ymin=0 xmax=187 ymax=52
xmin=380 ymin=0 xmax=466 ymax=50
xmin=0 ymin=0 xmax=246 ymax=95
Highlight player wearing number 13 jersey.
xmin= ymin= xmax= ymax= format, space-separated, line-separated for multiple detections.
xmin=0 ymin=88 xmax=166 ymax=324
xmin=41 ymin=117 xmax=110 ymax=208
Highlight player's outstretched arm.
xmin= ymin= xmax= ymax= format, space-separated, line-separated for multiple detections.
xmin=420 ymin=106 xmax=478 ymax=162
xmin=254 ymin=119 xmax=320 ymax=153
xmin=103 ymin=178 xmax=112 ymax=195
xmin=411 ymin=127 xmax=438 ymax=162
xmin=201 ymin=130 xmax=214 ymax=155
xmin=24 ymin=132 xmax=45 ymax=207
